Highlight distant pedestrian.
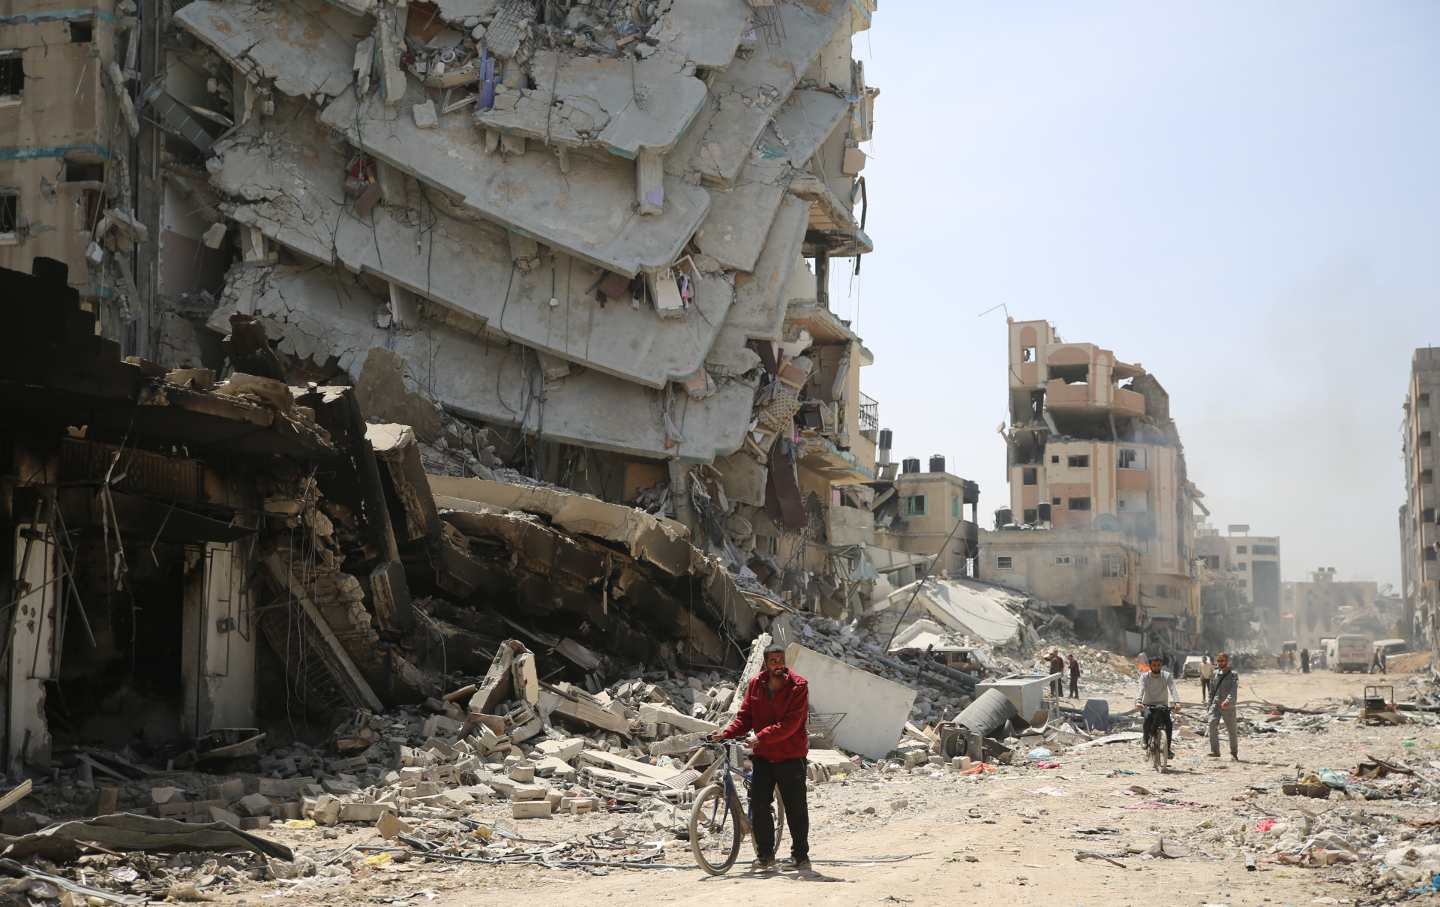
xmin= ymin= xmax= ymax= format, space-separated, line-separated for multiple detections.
xmin=1068 ymin=654 xmax=1081 ymax=699
xmin=1300 ymin=648 xmax=1310 ymax=674
xmin=1199 ymin=655 xmax=1215 ymax=701
xmin=1207 ymin=651 xmax=1240 ymax=761
xmin=1048 ymin=650 xmax=1065 ymax=698
xmin=1372 ymin=649 xmax=1387 ymax=675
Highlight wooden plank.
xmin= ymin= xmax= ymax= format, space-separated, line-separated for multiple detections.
xmin=0 ymin=779 xmax=32 ymax=813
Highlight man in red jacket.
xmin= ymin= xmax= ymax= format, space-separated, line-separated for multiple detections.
xmin=714 ymin=643 xmax=810 ymax=872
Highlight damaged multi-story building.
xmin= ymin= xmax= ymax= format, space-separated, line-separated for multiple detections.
xmin=1 ymin=0 xmax=894 ymax=767
xmin=1282 ymin=568 xmax=1380 ymax=653
xmin=980 ymin=318 xmax=1203 ymax=652
xmin=3 ymin=0 xmax=886 ymax=595
xmin=1400 ymin=347 xmax=1439 ymax=654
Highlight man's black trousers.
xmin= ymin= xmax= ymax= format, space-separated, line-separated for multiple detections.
xmin=750 ymin=756 xmax=808 ymax=862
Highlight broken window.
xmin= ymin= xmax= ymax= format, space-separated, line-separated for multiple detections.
xmin=1067 ymin=455 xmax=1089 ymax=468
xmin=1201 ymin=555 xmax=1220 ymax=571
xmin=1253 ymin=544 xmax=1277 ymax=555
xmin=996 ymin=556 xmax=1013 ymax=570
xmin=1055 ymin=555 xmax=1072 ymax=565
xmin=1022 ymin=508 xmax=1038 ymax=523
xmin=1022 ymin=467 xmax=1037 ymax=486
xmin=0 ymin=51 xmax=22 ymax=103
xmin=1052 ymin=497 xmax=1062 ymax=506
xmin=69 ymin=18 xmax=93 ymax=42
xmin=1422 ymin=431 xmax=1433 ymax=448
xmin=1021 ymin=346 xmax=1035 ymax=363
xmin=0 ymin=190 xmax=19 ymax=243
xmin=951 ymin=497 xmax=961 ymax=519
xmin=1117 ymin=447 xmax=1146 ymax=469
xmin=1424 ymin=469 xmax=1434 ymax=484
xmin=1068 ymin=497 xmax=1091 ymax=511
xmin=1423 ymin=507 xmax=1436 ymax=524
xmin=64 ymin=160 xmax=105 ymax=183
xmin=1051 ymin=455 xmax=1059 ymax=464
xmin=1426 ymin=547 xmax=1438 ymax=562
xmin=1420 ymin=393 xmax=1431 ymax=408
xmin=1103 ymin=554 xmax=1126 ymax=577
xmin=906 ymin=494 xmax=927 ymax=516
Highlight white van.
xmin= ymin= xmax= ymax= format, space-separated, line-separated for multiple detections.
xmin=1331 ymin=635 xmax=1371 ymax=673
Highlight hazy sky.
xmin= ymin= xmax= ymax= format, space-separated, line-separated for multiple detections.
xmin=840 ymin=2 xmax=1440 ymax=587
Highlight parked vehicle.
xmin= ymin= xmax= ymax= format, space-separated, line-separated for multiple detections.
xmin=1181 ymin=655 xmax=1206 ymax=678
xmin=1373 ymin=638 xmax=1409 ymax=660
xmin=1331 ymin=634 xmax=1372 ymax=673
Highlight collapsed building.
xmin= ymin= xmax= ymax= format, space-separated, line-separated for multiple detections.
xmin=1282 ymin=569 xmax=1381 ymax=653
xmin=0 ymin=257 xmax=770 ymax=775
xmin=979 ymin=318 xmax=1204 ymax=652
xmin=1 ymin=0 xmax=895 ymax=654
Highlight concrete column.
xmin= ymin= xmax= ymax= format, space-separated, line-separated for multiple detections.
xmin=181 ymin=542 xmax=257 ymax=737
xmin=7 ymin=523 xmax=56 ymax=774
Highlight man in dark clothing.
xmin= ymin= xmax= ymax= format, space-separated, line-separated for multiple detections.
xmin=1048 ymin=651 xmax=1065 ymax=698
xmin=715 ymin=643 xmax=810 ymax=873
xmin=1300 ymin=648 xmax=1310 ymax=673
xmin=1067 ymin=654 xmax=1081 ymax=699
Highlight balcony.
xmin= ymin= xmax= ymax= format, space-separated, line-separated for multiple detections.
xmin=1044 ymin=379 xmax=1145 ymax=416
xmin=859 ymin=392 xmax=879 ymax=441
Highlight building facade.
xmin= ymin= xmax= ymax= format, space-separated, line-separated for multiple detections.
xmin=1401 ymin=348 xmax=1440 ymax=655
xmin=1284 ymin=568 xmax=1380 ymax=652
xmin=875 ymin=457 xmax=980 ymax=577
xmin=982 ymin=318 xmax=1202 ymax=650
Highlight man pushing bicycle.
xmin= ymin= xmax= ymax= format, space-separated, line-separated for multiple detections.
xmin=711 ymin=642 xmax=811 ymax=872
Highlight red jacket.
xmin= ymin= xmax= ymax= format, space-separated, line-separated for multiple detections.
xmin=718 ymin=670 xmax=809 ymax=762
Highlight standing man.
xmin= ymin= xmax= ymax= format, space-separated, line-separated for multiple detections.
xmin=1199 ymin=655 xmax=1215 ymax=703
xmin=1048 ymin=650 xmax=1065 ymax=698
xmin=1372 ymin=647 xmax=1387 ymax=675
xmin=1207 ymin=651 xmax=1240 ymax=761
xmin=714 ymin=643 xmax=810 ymax=873
xmin=1068 ymin=653 xmax=1081 ymax=699
xmin=1300 ymin=647 xmax=1310 ymax=674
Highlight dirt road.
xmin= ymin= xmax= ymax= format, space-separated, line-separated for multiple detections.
xmin=252 ymin=669 xmax=1439 ymax=907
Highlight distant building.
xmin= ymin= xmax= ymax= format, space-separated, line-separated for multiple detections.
xmin=1219 ymin=525 xmax=1282 ymax=628
xmin=875 ymin=456 xmax=980 ymax=577
xmin=980 ymin=319 xmax=1202 ymax=651
xmin=1283 ymin=568 xmax=1380 ymax=651
xmin=1400 ymin=348 xmax=1440 ymax=655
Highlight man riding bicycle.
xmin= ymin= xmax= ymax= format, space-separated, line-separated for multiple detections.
xmin=711 ymin=643 xmax=810 ymax=873
xmin=1137 ymin=653 xmax=1181 ymax=759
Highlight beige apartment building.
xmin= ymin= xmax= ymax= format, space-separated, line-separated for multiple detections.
xmin=1400 ymin=348 xmax=1440 ymax=654
xmin=876 ymin=456 xmax=980 ymax=576
xmin=982 ymin=318 xmax=1201 ymax=650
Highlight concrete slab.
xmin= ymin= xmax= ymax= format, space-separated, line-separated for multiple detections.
xmin=705 ymin=198 xmax=810 ymax=374
xmin=784 ymin=643 xmax=915 ymax=760
xmin=174 ymin=0 xmax=363 ymax=100
xmin=321 ymin=85 xmax=712 ymax=276
xmin=670 ymin=0 xmax=850 ymax=188
xmin=208 ymin=118 xmax=733 ymax=388
xmin=475 ymin=49 xmax=707 ymax=159
xmin=650 ymin=0 xmax=750 ymax=69
xmin=691 ymin=90 xmax=849 ymax=272
xmin=211 ymin=264 xmax=757 ymax=462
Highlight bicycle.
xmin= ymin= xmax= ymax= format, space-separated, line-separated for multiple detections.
xmin=688 ymin=740 xmax=786 ymax=875
xmin=1141 ymin=704 xmax=1172 ymax=773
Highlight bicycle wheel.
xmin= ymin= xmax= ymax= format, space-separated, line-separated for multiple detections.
xmin=773 ymin=794 xmax=786 ymax=850
xmin=690 ymin=783 xmax=741 ymax=875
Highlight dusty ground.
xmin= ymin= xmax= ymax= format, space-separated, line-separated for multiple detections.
xmin=219 ymin=669 xmax=1440 ymax=907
